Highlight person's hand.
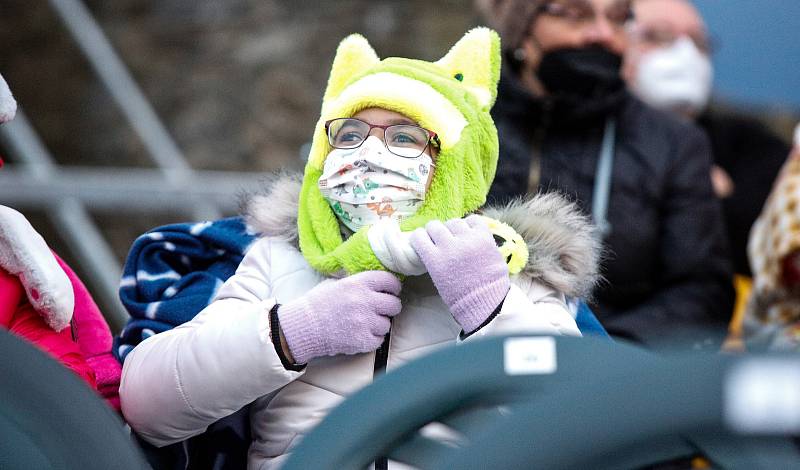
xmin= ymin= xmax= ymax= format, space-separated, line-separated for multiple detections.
xmin=410 ymin=215 xmax=510 ymax=334
xmin=710 ymin=165 xmax=734 ymax=199
xmin=277 ymin=271 xmax=401 ymax=364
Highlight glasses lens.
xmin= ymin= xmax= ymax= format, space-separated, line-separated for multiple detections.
xmin=639 ymin=27 xmax=677 ymax=48
xmin=544 ymin=1 xmax=592 ymax=22
xmin=385 ymin=125 xmax=431 ymax=158
xmin=328 ymin=118 xmax=369 ymax=149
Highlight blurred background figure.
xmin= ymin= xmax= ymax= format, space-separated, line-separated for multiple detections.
xmin=5 ymin=1 xmax=797 ymax=350
xmin=624 ymin=0 xmax=791 ymax=281
xmin=478 ymin=0 xmax=734 ymax=349
xmin=742 ymin=126 xmax=800 ymax=352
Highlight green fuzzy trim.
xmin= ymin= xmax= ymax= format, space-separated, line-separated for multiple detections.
xmin=298 ymin=117 xmax=497 ymax=276
xmin=297 ymin=29 xmax=500 ymax=276
xmin=297 ymin=166 xmax=385 ymax=275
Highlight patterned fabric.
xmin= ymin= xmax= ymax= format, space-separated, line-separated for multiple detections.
xmin=745 ymin=144 xmax=800 ymax=351
xmin=318 ymin=138 xmax=432 ymax=233
xmin=116 ymin=217 xmax=255 ymax=361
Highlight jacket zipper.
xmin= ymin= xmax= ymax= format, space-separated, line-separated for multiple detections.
xmin=373 ymin=331 xmax=391 ymax=375
xmin=373 ymin=321 xmax=391 ymax=470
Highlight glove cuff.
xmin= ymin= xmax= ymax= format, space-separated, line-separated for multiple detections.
xmin=277 ymin=299 xmax=327 ymax=364
xmin=450 ymin=278 xmax=510 ymax=334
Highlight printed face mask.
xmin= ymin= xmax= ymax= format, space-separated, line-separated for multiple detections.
xmin=634 ymin=36 xmax=713 ymax=115
xmin=318 ymin=136 xmax=434 ymax=232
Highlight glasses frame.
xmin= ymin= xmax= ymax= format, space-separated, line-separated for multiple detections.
xmin=324 ymin=118 xmax=439 ymax=159
xmin=537 ymin=0 xmax=634 ymax=29
xmin=630 ymin=25 xmax=717 ymax=55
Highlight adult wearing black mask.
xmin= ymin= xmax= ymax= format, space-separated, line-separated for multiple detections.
xmin=478 ymin=0 xmax=735 ymax=349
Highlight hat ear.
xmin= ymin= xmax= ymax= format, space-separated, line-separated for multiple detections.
xmin=323 ymin=34 xmax=380 ymax=104
xmin=435 ymin=27 xmax=501 ymax=109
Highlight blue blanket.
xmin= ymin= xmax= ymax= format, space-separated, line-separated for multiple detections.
xmin=115 ymin=217 xmax=256 ymax=361
xmin=575 ymin=300 xmax=610 ymax=339
xmin=116 ymin=217 xmax=608 ymax=360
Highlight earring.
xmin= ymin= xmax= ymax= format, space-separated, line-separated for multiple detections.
xmin=513 ymin=48 xmax=527 ymax=61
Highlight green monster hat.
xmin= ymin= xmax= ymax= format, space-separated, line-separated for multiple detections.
xmin=298 ymin=27 xmax=502 ymax=275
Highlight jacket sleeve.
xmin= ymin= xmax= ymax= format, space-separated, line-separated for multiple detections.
xmin=120 ymin=237 xmax=304 ymax=447
xmin=602 ymin=127 xmax=735 ymax=349
xmin=1 ymin=269 xmax=97 ymax=388
xmin=461 ymin=277 xmax=582 ymax=341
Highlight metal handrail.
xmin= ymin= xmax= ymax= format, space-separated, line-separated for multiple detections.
xmin=1 ymin=0 xmax=274 ymax=332
xmin=0 ymin=110 xmax=130 ymax=331
xmin=47 ymin=0 xmax=192 ymax=177
xmin=0 ymin=165 xmax=268 ymax=213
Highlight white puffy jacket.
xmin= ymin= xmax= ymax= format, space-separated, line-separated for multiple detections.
xmin=120 ymin=176 xmax=600 ymax=469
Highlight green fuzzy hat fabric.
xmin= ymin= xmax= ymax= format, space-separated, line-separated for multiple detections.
xmin=298 ymin=27 xmax=502 ymax=275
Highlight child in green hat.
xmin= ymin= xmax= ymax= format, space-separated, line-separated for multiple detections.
xmin=120 ymin=28 xmax=599 ymax=468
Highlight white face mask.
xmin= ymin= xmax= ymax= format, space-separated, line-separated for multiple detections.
xmin=318 ymin=136 xmax=434 ymax=232
xmin=634 ymin=36 xmax=714 ymax=115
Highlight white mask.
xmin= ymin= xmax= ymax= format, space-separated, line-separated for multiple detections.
xmin=633 ymin=36 xmax=713 ymax=115
xmin=318 ymin=136 xmax=434 ymax=232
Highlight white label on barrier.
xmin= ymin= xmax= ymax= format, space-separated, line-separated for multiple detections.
xmin=504 ymin=337 xmax=557 ymax=375
xmin=724 ymin=358 xmax=800 ymax=434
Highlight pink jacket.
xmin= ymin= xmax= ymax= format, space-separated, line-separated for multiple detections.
xmin=0 ymin=267 xmax=96 ymax=387
xmin=56 ymin=255 xmax=123 ymax=411
xmin=0 ymin=258 xmax=123 ymax=410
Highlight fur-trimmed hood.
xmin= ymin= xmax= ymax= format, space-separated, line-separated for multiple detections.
xmin=243 ymin=172 xmax=601 ymax=299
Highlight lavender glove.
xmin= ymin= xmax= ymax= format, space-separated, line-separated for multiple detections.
xmin=410 ymin=215 xmax=510 ymax=334
xmin=277 ymin=271 xmax=402 ymax=364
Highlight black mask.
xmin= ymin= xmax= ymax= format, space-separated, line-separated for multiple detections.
xmin=537 ymin=46 xmax=626 ymax=122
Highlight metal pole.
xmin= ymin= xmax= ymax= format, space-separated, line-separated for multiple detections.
xmin=46 ymin=0 xmax=222 ymax=220
xmin=1 ymin=109 xmax=131 ymax=331
xmin=47 ymin=0 xmax=191 ymax=178
xmin=0 ymin=165 xmax=267 ymax=212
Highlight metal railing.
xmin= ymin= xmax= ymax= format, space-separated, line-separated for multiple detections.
xmin=0 ymin=0 xmax=270 ymax=332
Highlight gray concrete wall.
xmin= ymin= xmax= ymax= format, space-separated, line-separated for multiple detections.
xmin=1 ymin=0 xmax=479 ymax=173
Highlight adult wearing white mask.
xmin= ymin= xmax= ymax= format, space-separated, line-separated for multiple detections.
xmin=624 ymin=0 xmax=790 ymax=278
xmin=479 ymin=0 xmax=735 ymax=350
xmin=624 ymin=0 xmax=713 ymax=117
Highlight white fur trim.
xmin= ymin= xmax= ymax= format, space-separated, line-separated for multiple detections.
xmin=0 ymin=73 xmax=16 ymax=124
xmin=0 ymin=206 xmax=74 ymax=331
xmin=482 ymin=193 xmax=601 ymax=299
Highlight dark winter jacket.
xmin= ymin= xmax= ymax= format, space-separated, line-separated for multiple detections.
xmin=698 ymin=109 xmax=790 ymax=276
xmin=488 ymin=72 xmax=735 ymax=349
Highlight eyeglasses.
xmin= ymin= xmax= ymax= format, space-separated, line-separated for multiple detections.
xmin=632 ymin=25 xmax=716 ymax=55
xmin=538 ymin=0 xmax=634 ymax=29
xmin=325 ymin=118 xmax=439 ymax=159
